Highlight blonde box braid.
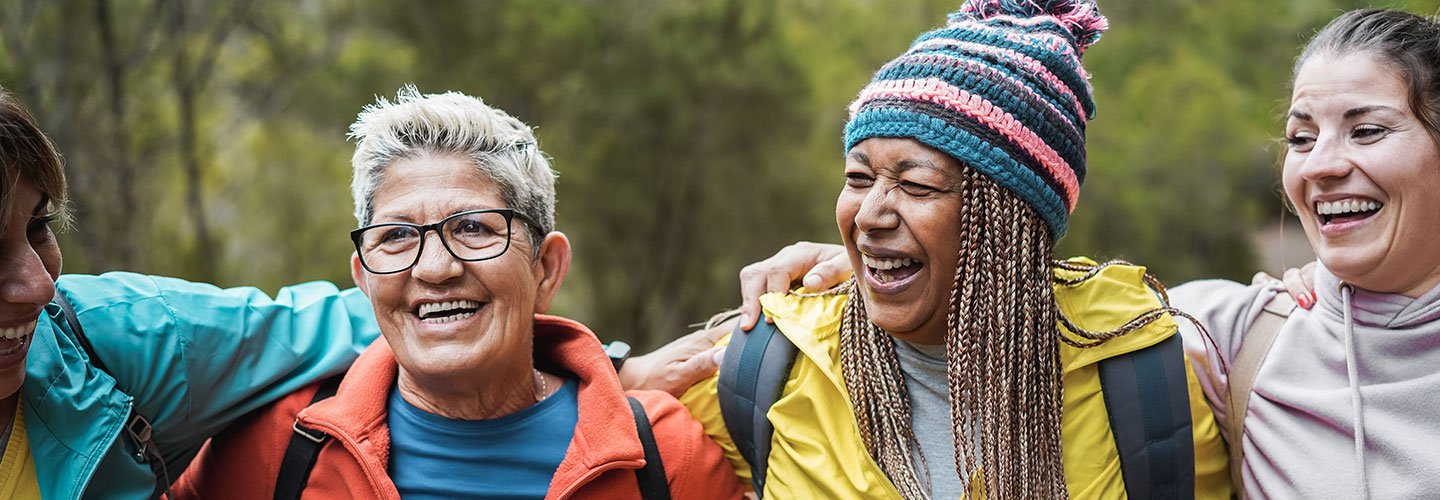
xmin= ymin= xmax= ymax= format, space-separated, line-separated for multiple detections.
xmin=835 ymin=167 xmax=1186 ymax=499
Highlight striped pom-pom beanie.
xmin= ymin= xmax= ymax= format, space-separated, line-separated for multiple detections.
xmin=844 ymin=0 xmax=1108 ymax=239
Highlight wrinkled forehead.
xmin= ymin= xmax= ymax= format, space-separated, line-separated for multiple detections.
xmin=1291 ymin=52 xmax=1410 ymax=116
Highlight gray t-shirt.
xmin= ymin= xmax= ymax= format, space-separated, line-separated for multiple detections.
xmin=894 ymin=339 xmax=963 ymax=499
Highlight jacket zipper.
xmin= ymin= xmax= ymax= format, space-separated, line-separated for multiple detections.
xmin=549 ymin=460 xmax=644 ymax=499
xmin=303 ymin=419 xmax=398 ymax=500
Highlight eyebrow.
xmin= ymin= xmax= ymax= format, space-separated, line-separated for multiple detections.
xmin=370 ymin=207 xmax=492 ymax=225
xmin=893 ymin=158 xmax=938 ymax=174
xmin=1344 ymin=105 xmax=1399 ymax=119
xmin=1288 ymin=105 xmax=1402 ymax=121
xmin=847 ymin=151 xmax=870 ymax=166
xmin=31 ymin=195 xmax=49 ymax=216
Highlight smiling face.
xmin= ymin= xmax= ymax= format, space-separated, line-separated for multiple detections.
xmin=0 ymin=176 xmax=62 ymax=399
xmin=350 ymin=152 xmax=569 ymax=387
xmin=1284 ymin=52 xmax=1440 ymax=297
xmin=837 ymin=138 xmax=966 ymax=345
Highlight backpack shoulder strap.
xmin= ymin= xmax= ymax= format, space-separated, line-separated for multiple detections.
xmin=53 ymin=293 xmax=108 ymax=372
xmin=628 ymin=396 xmax=672 ymax=500
xmin=273 ymin=374 xmax=345 ymax=500
xmin=716 ymin=312 xmax=796 ymax=498
xmin=53 ymin=293 xmax=171 ymax=499
xmin=1226 ymin=291 xmax=1295 ymax=498
xmin=1097 ymin=332 xmax=1196 ymax=500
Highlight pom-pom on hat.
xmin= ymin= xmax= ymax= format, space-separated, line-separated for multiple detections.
xmin=844 ymin=0 xmax=1109 ymax=239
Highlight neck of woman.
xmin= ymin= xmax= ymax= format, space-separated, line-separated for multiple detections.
xmin=394 ymin=365 xmax=555 ymax=420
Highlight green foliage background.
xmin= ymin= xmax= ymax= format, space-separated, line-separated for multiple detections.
xmin=3 ymin=0 xmax=1437 ymax=348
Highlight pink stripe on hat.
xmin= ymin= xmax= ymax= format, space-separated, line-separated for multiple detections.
xmin=853 ymin=78 xmax=1081 ymax=210
xmin=880 ymin=49 xmax=1084 ymax=137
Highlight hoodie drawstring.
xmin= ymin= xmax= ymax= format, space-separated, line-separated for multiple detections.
xmin=1341 ymin=284 xmax=1369 ymax=500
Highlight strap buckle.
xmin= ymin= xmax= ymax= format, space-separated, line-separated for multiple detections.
xmin=125 ymin=413 xmax=155 ymax=456
xmin=292 ymin=420 xmax=329 ymax=444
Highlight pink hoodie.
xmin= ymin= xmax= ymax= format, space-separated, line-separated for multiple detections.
xmin=1173 ymin=264 xmax=1440 ymax=499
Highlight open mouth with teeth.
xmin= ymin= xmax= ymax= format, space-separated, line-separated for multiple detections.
xmin=1316 ymin=199 xmax=1383 ymax=226
xmin=415 ymin=300 xmax=482 ymax=324
xmin=862 ymin=254 xmax=924 ymax=284
xmin=0 ymin=320 xmax=36 ymax=357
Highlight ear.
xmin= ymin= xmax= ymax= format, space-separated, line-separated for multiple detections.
xmin=532 ymin=231 xmax=571 ymax=314
xmin=350 ymin=252 xmax=371 ymax=296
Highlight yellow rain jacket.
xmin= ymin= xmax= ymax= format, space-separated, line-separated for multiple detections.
xmin=681 ymin=259 xmax=1231 ymax=499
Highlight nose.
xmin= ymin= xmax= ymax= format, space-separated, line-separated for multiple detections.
xmin=1296 ymin=133 xmax=1356 ymax=182
xmin=854 ymin=182 xmax=900 ymax=234
xmin=410 ymin=231 xmax=463 ymax=283
xmin=0 ymin=239 xmax=56 ymax=312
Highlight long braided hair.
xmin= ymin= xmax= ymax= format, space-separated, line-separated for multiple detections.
xmin=837 ymin=165 xmax=1186 ymax=499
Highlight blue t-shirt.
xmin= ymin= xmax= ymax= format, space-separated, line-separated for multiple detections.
xmin=387 ymin=378 xmax=579 ymax=500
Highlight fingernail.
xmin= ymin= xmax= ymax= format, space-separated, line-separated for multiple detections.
xmin=739 ymin=314 xmax=752 ymax=326
xmin=803 ymin=273 xmax=822 ymax=289
xmin=1297 ymin=294 xmax=1312 ymax=310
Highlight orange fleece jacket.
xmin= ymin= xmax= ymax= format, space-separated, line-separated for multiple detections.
xmin=170 ymin=314 xmax=743 ymax=499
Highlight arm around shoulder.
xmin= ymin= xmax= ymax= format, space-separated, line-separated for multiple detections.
xmin=58 ymin=273 xmax=379 ymax=462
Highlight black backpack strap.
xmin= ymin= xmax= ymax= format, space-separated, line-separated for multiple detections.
xmin=628 ymin=396 xmax=672 ymax=500
xmin=53 ymin=293 xmax=170 ymax=499
xmin=716 ymin=312 xmax=796 ymax=498
xmin=54 ymin=293 xmax=108 ymax=372
xmin=273 ymin=374 xmax=345 ymax=500
xmin=1098 ymin=333 xmax=1196 ymax=500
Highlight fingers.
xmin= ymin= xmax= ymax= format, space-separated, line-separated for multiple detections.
xmin=1283 ymin=265 xmax=1317 ymax=310
xmin=805 ymin=251 xmax=854 ymax=290
xmin=670 ymin=321 xmax=731 ymax=353
xmin=705 ymin=317 xmax=738 ymax=343
xmin=666 ymin=345 xmax=725 ymax=397
xmin=738 ymin=242 xmax=843 ymax=330
xmin=1300 ymin=261 xmax=1316 ymax=291
xmin=1251 ymin=271 xmax=1275 ymax=286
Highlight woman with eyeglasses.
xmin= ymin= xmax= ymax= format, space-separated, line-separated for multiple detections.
xmin=168 ymin=87 xmax=743 ymax=500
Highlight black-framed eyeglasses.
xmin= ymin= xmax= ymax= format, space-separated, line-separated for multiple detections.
xmin=350 ymin=208 xmax=534 ymax=274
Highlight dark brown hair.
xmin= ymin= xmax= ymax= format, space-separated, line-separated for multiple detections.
xmin=0 ymin=87 xmax=67 ymax=232
xmin=1298 ymin=9 xmax=1440 ymax=143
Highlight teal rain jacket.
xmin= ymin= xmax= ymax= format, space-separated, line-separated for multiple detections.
xmin=21 ymin=272 xmax=379 ymax=499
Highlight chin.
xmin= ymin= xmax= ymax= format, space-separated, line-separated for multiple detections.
xmin=1316 ymin=247 xmax=1381 ymax=282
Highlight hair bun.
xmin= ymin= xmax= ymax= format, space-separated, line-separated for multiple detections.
xmin=951 ymin=0 xmax=1109 ymax=53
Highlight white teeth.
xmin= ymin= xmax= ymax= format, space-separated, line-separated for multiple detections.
xmin=421 ymin=311 xmax=475 ymax=324
xmin=0 ymin=320 xmax=36 ymax=340
xmin=862 ymin=255 xmax=916 ymax=271
xmin=1316 ymin=199 xmax=1382 ymax=216
xmin=417 ymin=300 xmax=481 ymax=318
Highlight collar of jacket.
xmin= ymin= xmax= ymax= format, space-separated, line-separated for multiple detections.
xmin=24 ymin=306 xmax=135 ymax=500
xmin=762 ymin=257 xmax=1180 ymax=393
xmin=296 ymin=314 xmax=649 ymax=497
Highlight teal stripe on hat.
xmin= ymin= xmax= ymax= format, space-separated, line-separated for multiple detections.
xmin=874 ymin=56 xmax=1085 ymax=179
xmin=915 ymin=24 xmax=1095 ymax=119
xmin=845 ymin=107 xmax=1070 ymax=238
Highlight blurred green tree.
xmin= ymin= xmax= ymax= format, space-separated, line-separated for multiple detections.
xmin=4 ymin=0 xmax=1437 ymax=348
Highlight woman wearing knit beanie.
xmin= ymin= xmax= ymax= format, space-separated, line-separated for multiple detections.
xmin=709 ymin=6 xmax=1440 ymax=499
xmin=671 ymin=0 xmax=1233 ymax=498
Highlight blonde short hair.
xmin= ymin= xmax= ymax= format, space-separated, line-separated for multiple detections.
xmin=348 ymin=85 xmax=556 ymax=249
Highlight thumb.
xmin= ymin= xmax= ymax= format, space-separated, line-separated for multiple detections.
xmin=804 ymin=253 xmax=854 ymax=290
xmin=674 ymin=345 xmax=724 ymax=386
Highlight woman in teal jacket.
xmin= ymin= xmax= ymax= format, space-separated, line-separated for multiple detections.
xmin=0 ymin=88 xmax=379 ymax=499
